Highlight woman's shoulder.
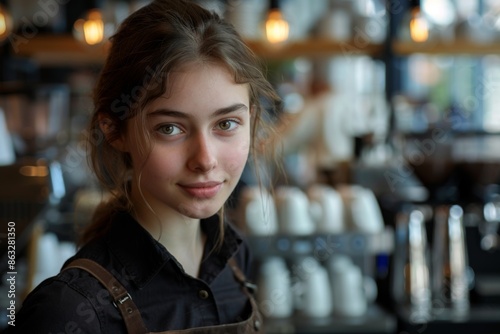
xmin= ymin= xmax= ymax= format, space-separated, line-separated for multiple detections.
xmin=13 ymin=271 xmax=105 ymax=332
xmin=13 ymin=236 xmax=124 ymax=332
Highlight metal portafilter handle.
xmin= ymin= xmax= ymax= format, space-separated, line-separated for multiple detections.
xmin=408 ymin=210 xmax=431 ymax=317
xmin=482 ymin=199 xmax=500 ymax=251
xmin=392 ymin=207 xmax=431 ymax=321
xmin=432 ymin=205 xmax=470 ymax=314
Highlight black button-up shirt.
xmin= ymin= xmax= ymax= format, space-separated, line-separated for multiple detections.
xmin=11 ymin=211 xmax=254 ymax=333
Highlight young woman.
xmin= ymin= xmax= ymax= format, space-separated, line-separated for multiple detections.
xmin=11 ymin=0 xmax=280 ymax=332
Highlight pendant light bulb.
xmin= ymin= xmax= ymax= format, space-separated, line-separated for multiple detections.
xmin=73 ymin=9 xmax=105 ymax=46
xmin=265 ymin=1 xmax=289 ymax=44
xmin=409 ymin=7 xmax=429 ymax=43
xmin=0 ymin=5 xmax=13 ymax=43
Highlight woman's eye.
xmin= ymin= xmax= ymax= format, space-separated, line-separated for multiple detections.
xmin=218 ymin=120 xmax=238 ymax=131
xmin=157 ymin=124 xmax=182 ymax=135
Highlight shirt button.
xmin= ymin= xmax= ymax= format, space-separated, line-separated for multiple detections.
xmin=198 ymin=289 xmax=209 ymax=299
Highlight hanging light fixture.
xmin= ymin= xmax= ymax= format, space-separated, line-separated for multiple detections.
xmin=73 ymin=8 xmax=105 ymax=46
xmin=409 ymin=1 xmax=429 ymax=43
xmin=265 ymin=0 xmax=289 ymax=44
xmin=0 ymin=4 xmax=13 ymax=43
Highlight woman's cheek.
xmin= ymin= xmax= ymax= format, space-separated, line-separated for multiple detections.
xmin=225 ymin=140 xmax=250 ymax=175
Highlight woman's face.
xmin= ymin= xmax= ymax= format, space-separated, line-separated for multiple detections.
xmin=123 ymin=62 xmax=251 ymax=220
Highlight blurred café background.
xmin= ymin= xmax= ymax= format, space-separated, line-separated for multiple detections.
xmin=1 ymin=0 xmax=500 ymax=333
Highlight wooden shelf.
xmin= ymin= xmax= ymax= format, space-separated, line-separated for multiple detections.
xmin=13 ymin=34 xmax=109 ymax=66
xmin=10 ymin=35 xmax=385 ymax=67
xmin=245 ymin=39 xmax=385 ymax=59
xmin=10 ymin=35 xmax=500 ymax=66
xmin=393 ymin=39 xmax=500 ymax=56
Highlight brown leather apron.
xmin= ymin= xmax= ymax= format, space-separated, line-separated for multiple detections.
xmin=63 ymin=258 xmax=264 ymax=334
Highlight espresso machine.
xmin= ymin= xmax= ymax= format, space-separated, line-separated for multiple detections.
xmin=389 ymin=133 xmax=500 ymax=333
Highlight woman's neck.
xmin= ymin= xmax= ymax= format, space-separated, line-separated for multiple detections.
xmin=131 ymin=197 xmax=207 ymax=278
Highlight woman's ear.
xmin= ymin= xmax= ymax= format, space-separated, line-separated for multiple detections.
xmin=98 ymin=115 xmax=128 ymax=152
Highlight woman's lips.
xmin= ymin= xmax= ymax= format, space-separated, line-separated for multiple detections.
xmin=179 ymin=182 xmax=223 ymax=198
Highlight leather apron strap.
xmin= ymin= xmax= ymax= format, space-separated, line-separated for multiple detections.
xmin=63 ymin=258 xmax=148 ymax=334
xmin=63 ymin=257 xmax=263 ymax=334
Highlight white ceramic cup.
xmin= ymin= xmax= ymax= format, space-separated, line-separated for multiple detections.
xmin=339 ymin=185 xmax=384 ymax=233
xmin=293 ymin=257 xmax=333 ymax=318
xmin=257 ymin=257 xmax=293 ymax=318
xmin=238 ymin=186 xmax=279 ymax=236
xmin=328 ymin=255 xmax=369 ymax=317
xmin=307 ymin=184 xmax=345 ymax=234
xmin=275 ymin=186 xmax=315 ymax=236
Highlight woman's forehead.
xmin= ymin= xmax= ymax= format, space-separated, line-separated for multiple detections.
xmin=144 ymin=62 xmax=249 ymax=113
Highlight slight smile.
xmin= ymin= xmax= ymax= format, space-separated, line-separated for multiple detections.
xmin=179 ymin=182 xmax=223 ymax=199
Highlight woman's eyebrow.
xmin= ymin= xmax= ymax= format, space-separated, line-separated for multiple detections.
xmin=147 ymin=103 xmax=248 ymax=118
xmin=147 ymin=109 xmax=188 ymax=118
xmin=212 ymin=103 xmax=248 ymax=117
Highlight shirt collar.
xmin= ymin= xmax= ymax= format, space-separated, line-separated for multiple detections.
xmin=106 ymin=211 xmax=242 ymax=288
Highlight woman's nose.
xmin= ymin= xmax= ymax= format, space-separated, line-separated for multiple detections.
xmin=187 ymin=132 xmax=217 ymax=173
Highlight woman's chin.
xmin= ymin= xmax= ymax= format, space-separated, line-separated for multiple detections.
xmin=176 ymin=203 xmax=221 ymax=219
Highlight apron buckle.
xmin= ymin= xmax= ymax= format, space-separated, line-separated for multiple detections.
xmin=244 ymin=282 xmax=257 ymax=293
xmin=113 ymin=292 xmax=132 ymax=308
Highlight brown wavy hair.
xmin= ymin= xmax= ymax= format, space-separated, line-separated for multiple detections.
xmin=80 ymin=0 xmax=281 ymax=246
